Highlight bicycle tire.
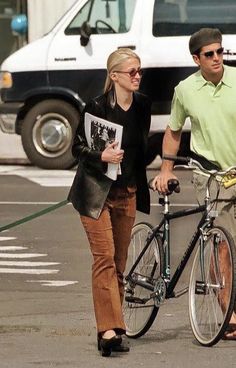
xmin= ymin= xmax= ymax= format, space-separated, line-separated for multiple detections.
xmin=189 ymin=226 xmax=236 ymax=346
xmin=123 ymin=222 xmax=164 ymax=338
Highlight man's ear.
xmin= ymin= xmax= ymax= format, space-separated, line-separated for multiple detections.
xmin=192 ymin=54 xmax=200 ymax=67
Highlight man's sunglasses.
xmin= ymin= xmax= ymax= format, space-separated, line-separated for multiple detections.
xmin=200 ymin=47 xmax=224 ymax=58
xmin=114 ymin=68 xmax=143 ymax=77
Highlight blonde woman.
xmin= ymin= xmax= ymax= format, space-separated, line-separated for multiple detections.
xmin=68 ymin=48 xmax=151 ymax=356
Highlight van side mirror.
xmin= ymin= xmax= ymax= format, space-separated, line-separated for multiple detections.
xmin=11 ymin=14 xmax=28 ymax=35
xmin=80 ymin=22 xmax=92 ymax=47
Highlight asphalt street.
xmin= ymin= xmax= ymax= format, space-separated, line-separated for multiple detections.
xmin=0 ymin=165 xmax=235 ymax=368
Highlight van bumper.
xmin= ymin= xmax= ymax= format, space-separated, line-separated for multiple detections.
xmin=0 ymin=102 xmax=24 ymax=133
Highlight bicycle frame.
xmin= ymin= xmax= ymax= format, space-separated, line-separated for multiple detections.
xmin=158 ymin=201 xmax=209 ymax=298
xmin=126 ymin=197 xmax=215 ymax=300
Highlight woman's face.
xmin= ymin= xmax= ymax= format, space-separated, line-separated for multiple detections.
xmin=111 ymin=57 xmax=142 ymax=93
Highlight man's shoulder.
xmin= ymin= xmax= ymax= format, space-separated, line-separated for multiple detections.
xmin=177 ymin=70 xmax=200 ymax=89
xmin=224 ymin=64 xmax=236 ymax=82
xmin=224 ymin=64 xmax=236 ymax=73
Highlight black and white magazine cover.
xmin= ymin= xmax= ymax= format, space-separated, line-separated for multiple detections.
xmin=84 ymin=112 xmax=123 ymax=180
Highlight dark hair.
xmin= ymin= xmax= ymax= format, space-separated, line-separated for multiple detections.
xmin=189 ymin=28 xmax=222 ymax=55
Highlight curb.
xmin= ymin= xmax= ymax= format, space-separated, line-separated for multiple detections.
xmin=0 ymin=158 xmax=31 ymax=165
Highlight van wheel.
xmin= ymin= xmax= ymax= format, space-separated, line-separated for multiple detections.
xmin=21 ymin=100 xmax=80 ymax=169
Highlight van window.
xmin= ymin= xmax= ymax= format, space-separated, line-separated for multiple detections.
xmin=153 ymin=0 xmax=236 ymax=37
xmin=65 ymin=0 xmax=136 ymax=35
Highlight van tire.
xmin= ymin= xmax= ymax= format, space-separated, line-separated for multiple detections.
xmin=21 ymin=100 xmax=80 ymax=169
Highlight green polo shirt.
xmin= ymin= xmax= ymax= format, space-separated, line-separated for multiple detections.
xmin=169 ymin=65 xmax=236 ymax=169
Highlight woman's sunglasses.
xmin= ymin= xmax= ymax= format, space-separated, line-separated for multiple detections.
xmin=114 ymin=68 xmax=143 ymax=77
xmin=200 ymin=47 xmax=224 ymax=58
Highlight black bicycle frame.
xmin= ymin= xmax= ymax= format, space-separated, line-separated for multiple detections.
xmin=126 ymin=202 xmax=213 ymax=299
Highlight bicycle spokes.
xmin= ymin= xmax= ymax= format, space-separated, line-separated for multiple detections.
xmin=123 ymin=223 xmax=164 ymax=338
xmin=189 ymin=226 xmax=236 ymax=346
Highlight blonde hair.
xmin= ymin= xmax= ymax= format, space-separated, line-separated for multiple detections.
xmin=104 ymin=48 xmax=141 ymax=94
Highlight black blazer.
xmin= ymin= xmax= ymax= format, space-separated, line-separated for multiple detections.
xmin=68 ymin=90 xmax=151 ymax=219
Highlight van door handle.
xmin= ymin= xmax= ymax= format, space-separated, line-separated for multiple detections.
xmin=118 ymin=45 xmax=136 ymax=50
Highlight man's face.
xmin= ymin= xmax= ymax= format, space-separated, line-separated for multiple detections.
xmin=193 ymin=42 xmax=224 ymax=79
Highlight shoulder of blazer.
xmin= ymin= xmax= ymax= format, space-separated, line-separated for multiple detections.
xmin=85 ymin=93 xmax=114 ymax=119
xmin=133 ymin=91 xmax=151 ymax=108
xmin=93 ymin=93 xmax=107 ymax=105
xmin=84 ymin=94 xmax=107 ymax=116
xmin=87 ymin=91 xmax=151 ymax=119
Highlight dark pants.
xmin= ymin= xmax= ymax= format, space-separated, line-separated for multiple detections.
xmin=80 ymin=186 xmax=136 ymax=334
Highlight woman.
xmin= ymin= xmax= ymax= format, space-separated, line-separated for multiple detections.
xmin=68 ymin=48 xmax=151 ymax=356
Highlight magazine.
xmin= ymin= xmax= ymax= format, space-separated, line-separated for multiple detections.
xmin=84 ymin=112 xmax=123 ymax=180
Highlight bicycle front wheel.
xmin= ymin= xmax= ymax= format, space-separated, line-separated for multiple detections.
xmin=189 ymin=226 xmax=236 ymax=346
xmin=123 ymin=222 xmax=164 ymax=338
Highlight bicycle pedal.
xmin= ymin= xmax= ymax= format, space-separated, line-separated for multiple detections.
xmin=195 ymin=281 xmax=207 ymax=295
xmin=125 ymin=296 xmax=146 ymax=304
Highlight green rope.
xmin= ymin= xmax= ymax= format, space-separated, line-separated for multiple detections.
xmin=0 ymin=199 xmax=69 ymax=233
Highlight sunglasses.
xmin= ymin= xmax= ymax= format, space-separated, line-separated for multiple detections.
xmin=114 ymin=68 xmax=143 ymax=77
xmin=200 ymin=47 xmax=224 ymax=58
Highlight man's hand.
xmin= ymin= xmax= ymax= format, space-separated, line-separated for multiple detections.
xmin=151 ymin=170 xmax=178 ymax=194
xmin=101 ymin=141 xmax=124 ymax=164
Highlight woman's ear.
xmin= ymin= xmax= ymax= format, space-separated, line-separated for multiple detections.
xmin=110 ymin=72 xmax=118 ymax=82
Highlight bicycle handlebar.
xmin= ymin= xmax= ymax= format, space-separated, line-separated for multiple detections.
xmin=148 ymin=177 xmax=180 ymax=194
xmin=163 ymin=155 xmax=236 ymax=177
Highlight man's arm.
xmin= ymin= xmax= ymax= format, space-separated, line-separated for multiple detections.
xmin=152 ymin=126 xmax=182 ymax=193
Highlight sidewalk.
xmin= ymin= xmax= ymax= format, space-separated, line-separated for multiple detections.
xmin=0 ymin=130 xmax=162 ymax=168
xmin=0 ymin=131 xmax=29 ymax=164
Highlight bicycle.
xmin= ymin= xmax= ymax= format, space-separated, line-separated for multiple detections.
xmin=123 ymin=155 xmax=236 ymax=346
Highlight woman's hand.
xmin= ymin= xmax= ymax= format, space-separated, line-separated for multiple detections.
xmin=101 ymin=141 xmax=124 ymax=164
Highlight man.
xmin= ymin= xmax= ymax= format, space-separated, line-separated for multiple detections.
xmin=153 ymin=28 xmax=236 ymax=339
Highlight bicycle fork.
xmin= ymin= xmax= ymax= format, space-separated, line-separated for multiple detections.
xmin=195 ymin=229 xmax=225 ymax=296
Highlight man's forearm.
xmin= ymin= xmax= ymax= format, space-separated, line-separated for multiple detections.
xmin=161 ymin=126 xmax=182 ymax=171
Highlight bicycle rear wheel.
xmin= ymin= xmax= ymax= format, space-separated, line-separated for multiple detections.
xmin=123 ymin=222 xmax=164 ymax=338
xmin=189 ymin=226 xmax=236 ymax=346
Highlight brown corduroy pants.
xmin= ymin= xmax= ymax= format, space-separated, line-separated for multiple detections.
xmin=80 ymin=187 xmax=136 ymax=335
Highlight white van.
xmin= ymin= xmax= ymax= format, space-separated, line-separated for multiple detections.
xmin=0 ymin=0 xmax=236 ymax=169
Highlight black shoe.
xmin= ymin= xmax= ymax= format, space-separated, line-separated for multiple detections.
xmin=111 ymin=338 xmax=130 ymax=352
xmin=98 ymin=335 xmax=122 ymax=357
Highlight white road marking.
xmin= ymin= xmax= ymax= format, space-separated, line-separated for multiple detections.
xmin=0 ymin=253 xmax=47 ymax=258
xmin=0 ymin=166 xmax=21 ymax=173
xmin=0 ymin=166 xmax=78 ymax=282
xmin=27 ymin=280 xmax=78 ymax=287
xmin=0 ymin=268 xmax=59 ymax=274
xmin=0 ymin=166 xmax=75 ymax=187
xmin=0 ymin=243 xmax=73 ymax=284
xmin=0 ymin=246 xmax=28 ymax=251
xmin=0 ymin=237 xmax=17 ymax=241
xmin=0 ymin=261 xmax=59 ymax=267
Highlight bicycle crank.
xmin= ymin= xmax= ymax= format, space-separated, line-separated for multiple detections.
xmin=152 ymin=277 xmax=166 ymax=306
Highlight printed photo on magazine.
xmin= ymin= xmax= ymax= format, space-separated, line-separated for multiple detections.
xmin=84 ymin=112 xmax=123 ymax=180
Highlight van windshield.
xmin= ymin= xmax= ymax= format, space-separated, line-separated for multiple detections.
xmin=153 ymin=0 xmax=236 ymax=36
xmin=65 ymin=0 xmax=136 ymax=35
